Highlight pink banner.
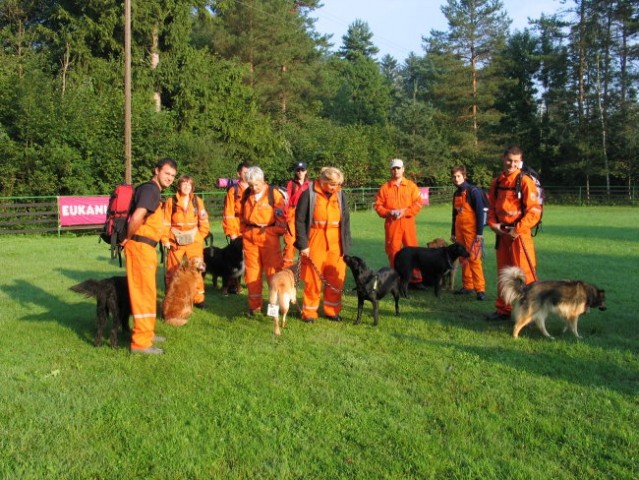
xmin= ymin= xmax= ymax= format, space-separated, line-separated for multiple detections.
xmin=419 ymin=187 xmax=430 ymax=206
xmin=58 ymin=196 xmax=109 ymax=227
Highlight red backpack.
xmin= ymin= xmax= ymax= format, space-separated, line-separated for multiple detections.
xmin=99 ymin=184 xmax=134 ymax=264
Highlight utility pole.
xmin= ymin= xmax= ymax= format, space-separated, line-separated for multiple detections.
xmin=124 ymin=0 xmax=132 ymax=184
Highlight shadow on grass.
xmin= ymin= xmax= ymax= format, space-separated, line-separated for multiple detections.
xmin=427 ymin=339 xmax=639 ymax=396
xmin=1 ymin=278 xmax=98 ymax=346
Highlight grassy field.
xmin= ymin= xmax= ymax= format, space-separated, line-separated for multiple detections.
xmin=0 ymin=205 xmax=637 ymax=479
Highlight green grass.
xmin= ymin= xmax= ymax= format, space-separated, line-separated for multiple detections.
xmin=0 ymin=205 xmax=637 ymax=479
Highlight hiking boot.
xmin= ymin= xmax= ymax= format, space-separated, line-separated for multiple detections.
xmin=454 ymin=288 xmax=475 ymax=295
xmin=152 ymin=335 xmax=166 ymax=343
xmin=130 ymin=345 xmax=164 ymax=355
xmin=194 ymin=302 xmax=208 ymax=309
xmin=302 ymin=317 xmax=316 ymax=323
xmin=408 ymin=283 xmax=427 ymax=291
xmin=476 ymin=292 xmax=486 ymax=301
xmin=245 ymin=309 xmax=261 ymax=318
xmin=485 ymin=311 xmax=510 ymax=322
xmin=326 ymin=315 xmax=343 ymax=322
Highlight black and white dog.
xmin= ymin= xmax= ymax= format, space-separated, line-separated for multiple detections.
xmin=344 ymin=255 xmax=400 ymax=326
xmin=203 ymin=237 xmax=245 ymax=295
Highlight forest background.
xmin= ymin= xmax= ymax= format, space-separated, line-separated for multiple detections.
xmin=0 ymin=0 xmax=637 ymax=196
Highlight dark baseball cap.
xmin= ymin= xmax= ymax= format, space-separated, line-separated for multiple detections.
xmin=294 ymin=162 xmax=308 ymax=170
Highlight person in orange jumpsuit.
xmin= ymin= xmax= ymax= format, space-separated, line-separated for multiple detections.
xmin=222 ymin=161 xmax=251 ymax=241
xmin=450 ymin=165 xmax=486 ymax=301
xmin=123 ymin=157 xmax=177 ymax=355
xmin=282 ymin=161 xmax=309 ymax=268
xmin=222 ymin=161 xmax=251 ymax=294
xmin=240 ymin=166 xmax=287 ymax=316
xmin=161 ymin=175 xmax=210 ymax=308
xmin=374 ymin=158 xmax=424 ymax=286
xmin=295 ymin=167 xmax=351 ymax=322
xmin=486 ymin=146 xmax=543 ymax=321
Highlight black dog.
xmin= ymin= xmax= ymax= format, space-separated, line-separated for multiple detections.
xmin=203 ymin=237 xmax=245 ymax=295
xmin=69 ymin=276 xmax=131 ymax=348
xmin=344 ymin=255 xmax=400 ymax=326
xmin=394 ymin=243 xmax=470 ymax=298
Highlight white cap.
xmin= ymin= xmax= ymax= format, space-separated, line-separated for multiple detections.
xmin=390 ymin=158 xmax=404 ymax=169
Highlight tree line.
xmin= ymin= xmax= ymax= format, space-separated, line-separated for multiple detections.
xmin=0 ymin=0 xmax=637 ymax=196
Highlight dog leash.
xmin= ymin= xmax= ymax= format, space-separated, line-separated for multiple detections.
xmin=299 ymin=255 xmax=344 ymax=294
xmin=517 ymin=236 xmax=538 ymax=282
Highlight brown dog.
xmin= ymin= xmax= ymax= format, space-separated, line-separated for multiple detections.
xmin=163 ymin=257 xmax=206 ymax=326
xmin=499 ymin=266 xmax=607 ymax=339
xmin=267 ymin=269 xmax=297 ymax=336
xmin=426 ymin=238 xmax=458 ymax=291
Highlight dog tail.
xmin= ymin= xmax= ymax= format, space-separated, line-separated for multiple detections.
xmin=498 ymin=266 xmax=527 ymax=306
xmin=69 ymin=279 xmax=104 ymax=298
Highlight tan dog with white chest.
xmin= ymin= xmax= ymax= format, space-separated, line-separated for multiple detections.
xmin=267 ymin=268 xmax=297 ymax=336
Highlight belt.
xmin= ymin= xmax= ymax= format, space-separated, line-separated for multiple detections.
xmin=245 ymin=223 xmax=275 ymax=228
xmin=131 ymin=234 xmax=158 ymax=248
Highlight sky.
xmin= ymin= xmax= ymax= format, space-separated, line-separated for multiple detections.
xmin=313 ymin=0 xmax=564 ymax=61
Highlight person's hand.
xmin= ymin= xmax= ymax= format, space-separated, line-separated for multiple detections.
xmin=162 ymin=242 xmax=171 ymax=250
xmin=300 ymin=248 xmax=310 ymax=257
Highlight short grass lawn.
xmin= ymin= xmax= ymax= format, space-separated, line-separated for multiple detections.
xmin=0 ymin=204 xmax=637 ymax=479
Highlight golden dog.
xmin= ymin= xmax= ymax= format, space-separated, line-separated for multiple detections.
xmin=426 ymin=238 xmax=458 ymax=291
xmin=267 ymin=269 xmax=297 ymax=336
xmin=499 ymin=266 xmax=607 ymax=339
xmin=163 ymin=257 xmax=206 ymax=326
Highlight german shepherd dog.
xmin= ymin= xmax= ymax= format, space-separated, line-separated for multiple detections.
xmin=163 ymin=257 xmax=207 ymax=326
xmin=267 ymin=268 xmax=297 ymax=336
xmin=69 ymin=276 xmax=130 ymax=348
xmin=203 ymin=236 xmax=245 ymax=295
xmin=499 ymin=266 xmax=607 ymax=339
xmin=394 ymin=242 xmax=470 ymax=298
xmin=344 ymin=255 xmax=400 ymax=326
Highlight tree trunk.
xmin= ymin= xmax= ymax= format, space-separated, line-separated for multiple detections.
xmin=151 ymin=25 xmax=161 ymax=112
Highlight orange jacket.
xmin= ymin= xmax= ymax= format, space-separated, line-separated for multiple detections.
xmin=239 ymin=185 xmax=287 ymax=246
xmin=488 ymin=170 xmax=542 ymax=235
xmin=161 ymin=192 xmax=209 ymax=245
xmin=374 ymin=178 xmax=423 ymax=220
xmin=222 ymin=182 xmax=248 ymax=238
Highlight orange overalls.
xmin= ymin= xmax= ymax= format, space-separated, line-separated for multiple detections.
xmin=222 ymin=183 xmax=248 ymax=239
xmin=299 ymin=182 xmax=348 ymax=320
xmin=125 ymin=193 xmax=165 ymax=351
xmin=488 ymin=170 xmax=542 ymax=315
xmin=240 ymin=186 xmax=287 ymax=312
xmin=161 ymin=193 xmax=209 ymax=304
xmin=282 ymin=179 xmax=309 ymax=268
xmin=452 ymin=187 xmax=486 ymax=293
xmin=374 ymin=178 xmax=423 ymax=280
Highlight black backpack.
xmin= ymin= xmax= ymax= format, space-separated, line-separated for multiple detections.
xmin=99 ymin=184 xmax=134 ymax=264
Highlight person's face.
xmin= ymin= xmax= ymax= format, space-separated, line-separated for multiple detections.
xmin=319 ymin=178 xmax=340 ymax=194
xmin=179 ymin=181 xmax=193 ymax=195
xmin=156 ymin=165 xmax=177 ymax=189
xmin=391 ymin=165 xmax=404 ymax=179
xmin=248 ymin=179 xmax=266 ymax=195
xmin=503 ymin=153 xmax=522 ymax=174
xmin=238 ymin=167 xmax=249 ymax=182
xmin=452 ymin=171 xmax=465 ymax=187
xmin=295 ymin=168 xmax=307 ymax=180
